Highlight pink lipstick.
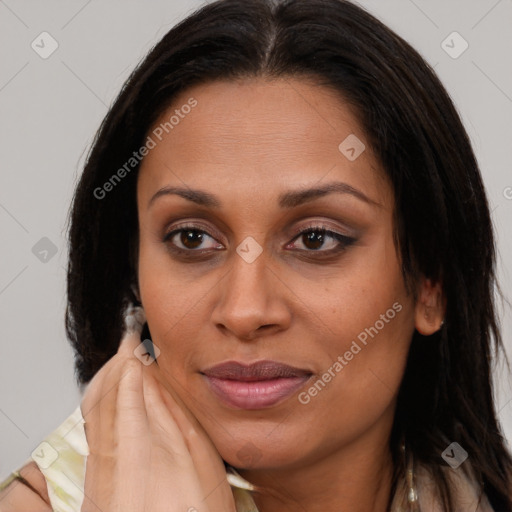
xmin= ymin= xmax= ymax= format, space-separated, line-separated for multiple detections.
xmin=201 ymin=360 xmax=312 ymax=409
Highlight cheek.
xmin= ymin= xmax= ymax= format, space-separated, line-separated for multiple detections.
xmin=305 ymin=232 xmax=410 ymax=349
xmin=305 ymin=281 xmax=412 ymax=400
xmin=297 ymin=239 xmax=414 ymax=427
xmin=292 ymin=306 xmax=413 ymax=454
xmin=137 ymin=241 xmax=193 ymax=364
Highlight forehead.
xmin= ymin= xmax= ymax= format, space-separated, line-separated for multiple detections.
xmin=137 ymin=77 xmax=390 ymax=209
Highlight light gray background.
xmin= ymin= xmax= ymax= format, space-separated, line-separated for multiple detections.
xmin=1 ymin=0 xmax=511 ymax=481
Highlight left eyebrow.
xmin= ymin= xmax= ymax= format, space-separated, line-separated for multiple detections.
xmin=277 ymin=181 xmax=380 ymax=208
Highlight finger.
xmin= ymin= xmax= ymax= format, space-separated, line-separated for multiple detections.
xmin=142 ymin=371 xmax=221 ymax=512
xmin=81 ymin=336 xmax=129 ymax=453
xmin=110 ymin=358 xmax=151 ymax=511
xmin=81 ymin=329 xmax=143 ymax=445
xmin=149 ymin=363 xmax=205 ymax=434
xmin=143 ymin=369 xmax=192 ymax=459
xmin=81 ymin=329 xmax=143 ymax=511
xmin=147 ymin=374 xmax=236 ymax=511
xmin=117 ymin=327 xmax=145 ymax=359
xmin=82 ymin=370 xmax=119 ymax=512
xmin=116 ymin=357 xmax=148 ymax=440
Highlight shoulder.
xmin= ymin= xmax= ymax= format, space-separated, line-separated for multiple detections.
xmin=0 ymin=462 xmax=52 ymax=512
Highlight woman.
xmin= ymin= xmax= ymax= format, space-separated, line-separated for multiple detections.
xmin=1 ymin=0 xmax=511 ymax=510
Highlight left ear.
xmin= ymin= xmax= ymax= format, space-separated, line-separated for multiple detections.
xmin=414 ymin=277 xmax=446 ymax=335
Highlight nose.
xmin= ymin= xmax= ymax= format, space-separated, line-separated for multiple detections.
xmin=210 ymin=240 xmax=291 ymax=342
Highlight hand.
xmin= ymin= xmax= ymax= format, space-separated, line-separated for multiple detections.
xmin=80 ymin=329 xmax=236 ymax=512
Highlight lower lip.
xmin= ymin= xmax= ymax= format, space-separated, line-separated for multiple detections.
xmin=203 ymin=375 xmax=311 ymax=410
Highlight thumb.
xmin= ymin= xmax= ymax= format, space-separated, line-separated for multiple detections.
xmin=117 ymin=326 xmax=145 ymax=358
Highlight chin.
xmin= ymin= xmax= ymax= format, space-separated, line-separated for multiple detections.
xmin=217 ymin=433 xmax=306 ymax=471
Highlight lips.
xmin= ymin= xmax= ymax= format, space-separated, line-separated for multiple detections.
xmin=201 ymin=360 xmax=313 ymax=409
xmin=202 ymin=360 xmax=311 ymax=380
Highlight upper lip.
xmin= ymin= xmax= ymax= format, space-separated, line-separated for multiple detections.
xmin=201 ymin=360 xmax=312 ymax=381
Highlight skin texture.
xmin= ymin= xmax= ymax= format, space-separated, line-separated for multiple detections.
xmin=135 ymin=77 xmax=444 ymax=512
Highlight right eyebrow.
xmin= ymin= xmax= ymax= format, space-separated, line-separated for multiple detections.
xmin=148 ymin=186 xmax=221 ymax=209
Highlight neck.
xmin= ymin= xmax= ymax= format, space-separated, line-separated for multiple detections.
xmin=237 ymin=420 xmax=396 ymax=512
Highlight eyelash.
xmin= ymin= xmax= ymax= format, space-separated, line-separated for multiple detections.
xmin=162 ymin=222 xmax=356 ymax=258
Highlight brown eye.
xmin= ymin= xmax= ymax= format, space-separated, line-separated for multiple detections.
xmin=302 ymin=230 xmax=326 ymax=250
xmin=180 ymin=229 xmax=204 ymax=249
xmin=290 ymin=227 xmax=354 ymax=252
xmin=163 ymin=225 xmax=224 ymax=253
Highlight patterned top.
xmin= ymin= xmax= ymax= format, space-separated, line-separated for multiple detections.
xmin=0 ymin=405 xmax=495 ymax=511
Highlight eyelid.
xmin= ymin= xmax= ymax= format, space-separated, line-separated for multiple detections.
xmin=289 ymin=220 xmax=355 ymax=239
xmin=286 ymin=222 xmax=356 ymax=253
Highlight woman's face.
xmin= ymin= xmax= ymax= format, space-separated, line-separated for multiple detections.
xmin=136 ymin=77 xmax=418 ymax=471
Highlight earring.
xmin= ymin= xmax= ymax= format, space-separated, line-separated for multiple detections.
xmin=124 ymin=303 xmax=146 ymax=335
xmin=399 ymin=439 xmax=419 ymax=510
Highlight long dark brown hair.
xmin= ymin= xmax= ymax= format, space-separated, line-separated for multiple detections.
xmin=65 ymin=0 xmax=512 ymax=509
